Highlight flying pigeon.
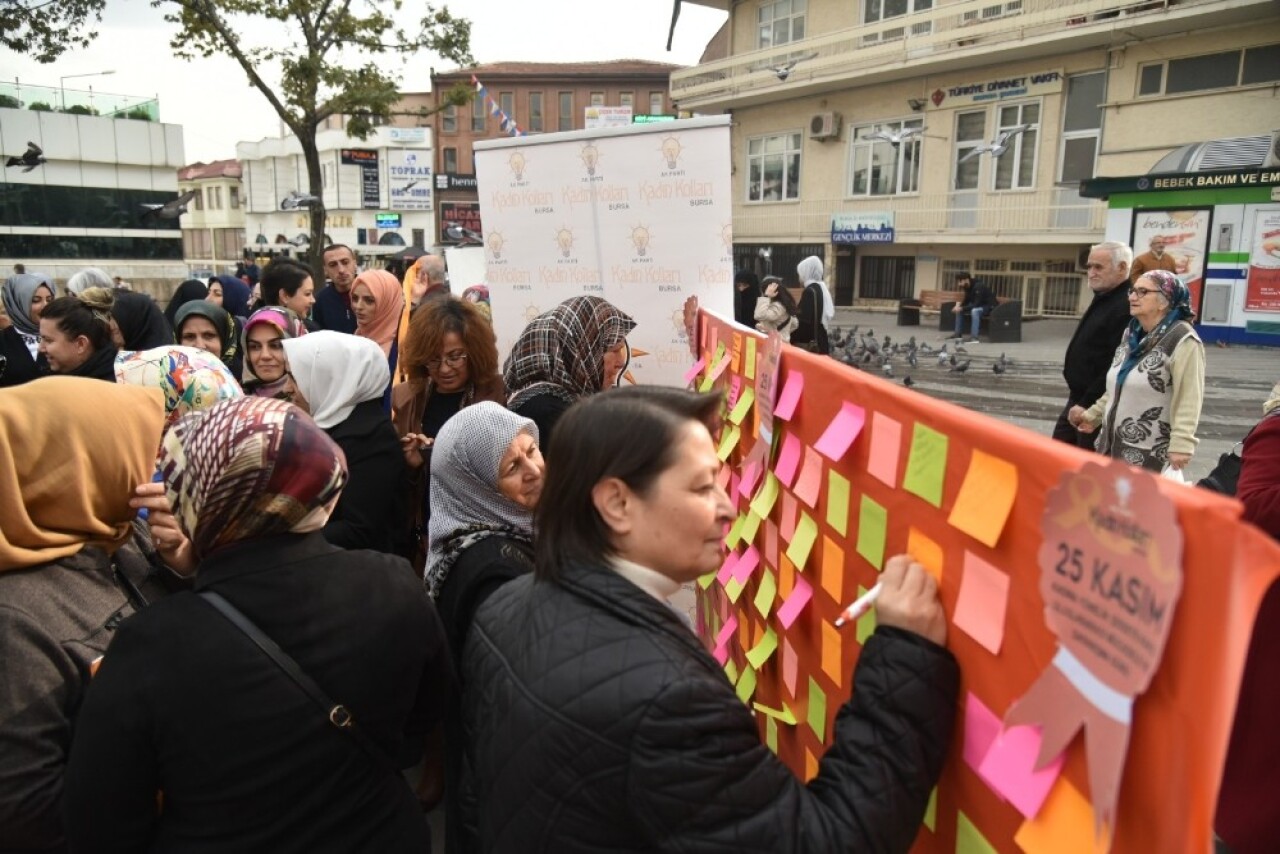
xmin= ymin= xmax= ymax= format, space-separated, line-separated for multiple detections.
xmin=756 ymin=52 xmax=819 ymax=82
xmin=864 ymin=126 xmax=926 ymax=148
xmin=5 ymin=141 xmax=45 ymax=172
xmin=139 ymin=189 xmax=199 ymax=220
xmin=280 ymin=190 xmax=320 ymax=211
xmin=958 ymin=124 xmax=1031 ymax=163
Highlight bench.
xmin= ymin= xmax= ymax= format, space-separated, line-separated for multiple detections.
xmin=940 ymin=298 xmax=1024 ymax=343
xmin=896 ymin=290 xmax=963 ymax=326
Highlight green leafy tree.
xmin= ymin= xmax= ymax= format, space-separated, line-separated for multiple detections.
xmin=159 ymin=0 xmax=474 ymax=263
xmin=0 ymin=0 xmax=106 ymax=62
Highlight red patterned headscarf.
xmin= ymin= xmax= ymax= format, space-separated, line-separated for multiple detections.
xmin=160 ymin=397 xmax=348 ymax=560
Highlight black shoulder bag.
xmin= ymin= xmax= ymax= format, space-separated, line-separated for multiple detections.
xmin=1197 ymin=409 xmax=1280 ymax=496
xmin=198 ymin=590 xmax=401 ymax=778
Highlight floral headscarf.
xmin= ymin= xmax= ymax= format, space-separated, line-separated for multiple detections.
xmin=115 ymin=345 xmax=243 ymax=427
xmin=1116 ymin=269 xmax=1195 ymax=392
xmin=160 ymin=397 xmax=348 ymax=561
xmin=241 ymin=307 xmax=307 ymax=398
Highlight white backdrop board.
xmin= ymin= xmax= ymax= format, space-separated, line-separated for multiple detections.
xmin=474 ymin=115 xmax=735 ymax=387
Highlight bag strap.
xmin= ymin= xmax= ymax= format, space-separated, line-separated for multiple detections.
xmin=198 ymin=590 xmax=401 ymax=778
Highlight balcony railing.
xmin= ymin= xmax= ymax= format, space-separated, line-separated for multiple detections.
xmin=672 ymin=0 xmax=1240 ymax=107
xmin=0 ymin=82 xmax=160 ymax=121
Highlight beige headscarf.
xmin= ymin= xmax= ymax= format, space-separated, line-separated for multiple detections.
xmin=1264 ymin=381 xmax=1280 ymax=416
xmin=0 ymin=377 xmax=164 ymax=570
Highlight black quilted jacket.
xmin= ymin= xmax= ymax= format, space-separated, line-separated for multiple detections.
xmin=462 ymin=561 xmax=959 ymax=853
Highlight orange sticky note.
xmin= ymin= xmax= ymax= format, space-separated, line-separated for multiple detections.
xmin=764 ymin=519 xmax=779 ymax=569
xmin=1013 ymin=778 xmax=1107 ymax=854
xmin=731 ymin=332 xmax=742 ymax=373
xmin=821 ymin=620 xmax=843 ymax=681
xmin=779 ymin=553 xmax=796 ymax=599
xmin=948 ymin=449 xmax=1018 ymax=547
xmin=906 ymin=527 xmax=944 ymax=585
xmin=821 ymin=535 xmax=845 ymax=604
xmin=804 ymin=748 xmax=819 ymax=782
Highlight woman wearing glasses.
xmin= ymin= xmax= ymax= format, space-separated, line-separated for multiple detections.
xmin=394 ymin=297 xmax=505 ymax=572
xmin=1070 ymin=270 xmax=1205 ymax=473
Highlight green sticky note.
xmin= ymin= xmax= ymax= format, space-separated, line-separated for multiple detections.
xmin=752 ymin=702 xmax=798 ymax=724
xmin=826 ymin=470 xmax=850 ymax=536
xmin=725 ymin=576 xmax=745 ymax=603
xmin=903 ymin=422 xmax=949 ymax=508
xmin=745 ymin=336 xmax=757 ymax=380
xmin=725 ymin=514 xmax=746 ymax=549
xmin=855 ymin=584 xmax=878 ymax=645
xmin=856 ymin=494 xmax=888 ymax=570
xmin=923 ymin=787 xmax=937 ymax=832
xmin=697 ymin=571 xmax=715 ymax=590
xmin=724 ymin=658 xmax=739 ymax=685
xmin=765 ymin=715 xmax=778 ymax=752
xmin=745 ymin=626 xmax=779 ymax=669
xmin=785 ymin=512 xmax=820 ymax=571
xmin=956 ymin=811 xmax=998 ymax=854
xmin=716 ymin=424 xmax=742 ymax=462
xmin=754 ymin=567 xmax=777 ymax=618
xmin=740 ymin=510 xmax=764 ymax=545
xmin=728 ymin=387 xmax=756 ymax=426
xmin=750 ymin=471 xmax=781 ymax=518
xmin=735 ymin=665 xmax=758 ymax=704
xmin=806 ymin=676 xmax=827 ymax=741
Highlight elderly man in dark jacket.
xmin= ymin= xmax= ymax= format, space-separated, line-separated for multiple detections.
xmin=1054 ymin=241 xmax=1133 ymax=448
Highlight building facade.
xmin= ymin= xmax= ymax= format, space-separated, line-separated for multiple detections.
xmin=671 ymin=0 xmax=1279 ymax=315
xmin=177 ymin=159 xmax=246 ymax=278
xmin=393 ymin=60 xmax=683 ymax=247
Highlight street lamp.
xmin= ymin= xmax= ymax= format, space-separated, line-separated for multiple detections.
xmin=59 ymin=70 xmax=115 ymax=111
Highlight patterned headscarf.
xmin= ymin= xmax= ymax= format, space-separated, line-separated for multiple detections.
xmin=1117 ymin=270 xmax=1195 ymax=392
xmin=175 ymin=299 xmax=240 ymax=369
xmin=461 ymin=285 xmax=492 ymax=323
xmin=503 ymin=296 xmax=636 ymax=410
xmin=115 ymin=345 xmax=243 ymax=427
xmin=241 ymin=307 xmax=307 ymax=397
xmin=160 ymin=397 xmax=348 ymax=561
xmin=426 ymin=401 xmax=539 ymax=599
xmin=1 ymin=377 xmax=164 ymax=570
xmin=353 ymin=269 xmax=405 ymax=357
xmin=2 ymin=273 xmax=54 ymax=336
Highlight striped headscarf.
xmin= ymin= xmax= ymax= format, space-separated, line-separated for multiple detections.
xmin=503 ymin=296 xmax=636 ymax=411
xmin=115 ymin=345 xmax=243 ymax=427
xmin=160 ymin=397 xmax=348 ymax=561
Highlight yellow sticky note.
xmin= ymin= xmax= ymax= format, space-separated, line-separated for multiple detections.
xmin=716 ymin=424 xmax=741 ymax=462
xmin=948 ymin=449 xmax=1019 ymax=548
xmin=750 ymin=471 xmax=781 ymax=519
xmin=1013 ymin=778 xmax=1106 ymax=854
xmin=826 ymin=470 xmax=850 ymax=536
xmin=903 ymin=422 xmax=949 ymax=508
xmin=724 ymin=576 xmax=745 ymax=603
xmin=740 ymin=510 xmax=764 ymax=545
xmin=856 ymin=494 xmax=888 ymax=571
xmin=735 ymin=665 xmax=758 ymax=704
xmin=725 ymin=514 xmax=746 ymax=549
xmin=752 ymin=702 xmax=798 ymax=724
xmin=745 ymin=626 xmax=779 ymax=669
xmin=923 ymin=787 xmax=937 ymax=832
xmin=785 ymin=512 xmax=819 ymax=571
xmin=697 ymin=571 xmax=715 ymax=590
xmin=855 ymin=584 xmax=877 ymax=645
xmin=806 ymin=676 xmax=827 ymax=741
xmin=956 ymin=811 xmax=999 ymax=854
xmin=821 ymin=621 xmax=843 ymax=681
xmin=723 ymin=658 xmax=738 ymax=685
xmin=765 ymin=715 xmax=778 ymax=752
xmin=745 ymin=336 xmax=757 ymax=380
xmin=728 ymin=387 xmax=756 ymax=426
xmin=906 ymin=527 xmax=945 ymax=585
xmin=754 ymin=567 xmax=777 ymax=618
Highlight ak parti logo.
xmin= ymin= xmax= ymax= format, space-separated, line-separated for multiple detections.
xmin=554 ymin=226 xmax=575 ymax=258
xmin=486 ymin=231 xmax=505 ymax=260
xmin=580 ymin=142 xmax=602 ymax=177
xmin=507 ymin=151 xmax=528 ymax=182
xmin=630 ymin=225 xmax=652 ymax=257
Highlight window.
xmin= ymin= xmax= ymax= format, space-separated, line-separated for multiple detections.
xmin=649 ymin=91 xmax=665 ymax=116
xmin=529 ymin=92 xmax=543 ymax=132
xmin=559 ymin=91 xmax=573 ymax=131
xmin=209 ymin=186 xmax=222 ymax=209
xmin=472 ymin=95 xmax=485 ymax=132
xmin=229 ymin=186 xmax=240 ymax=209
xmin=499 ymin=91 xmax=514 ymax=119
xmin=992 ymin=102 xmax=1038 ymax=190
xmin=864 ymin=0 xmax=932 ymax=25
xmin=191 ymin=189 xmax=203 ymax=211
xmin=443 ymin=147 xmax=458 ymax=173
xmin=953 ymin=110 xmax=986 ymax=191
xmin=747 ymin=132 xmax=802 ymax=202
xmin=758 ymin=0 xmax=806 ymax=48
xmin=858 ymin=256 xmax=915 ymax=300
xmin=442 ymin=103 xmax=457 ymax=133
xmin=620 ymin=92 xmax=634 ymax=108
xmin=848 ymin=118 xmax=923 ymax=197
xmin=1059 ymin=71 xmax=1104 ymax=184
xmin=590 ymin=91 xmax=605 ymax=106
xmin=1137 ymin=43 xmax=1280 ymax=96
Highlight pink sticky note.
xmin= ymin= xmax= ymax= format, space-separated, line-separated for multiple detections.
xmin=954 ymin=551 xmax=1011 ymax=655
xmin=716 ymin=551 xmax=740 ymax=587
xmin=867 ymin=411 xmax=903 ymax=488
xmin=977 ymin=724 xmax=1066 ymax=818
xmin=733 ymin=545 xmax=761 ymax=583
xmin=963 ymin=691 xmax=1003 ymax=773
xmin=716 ymin=464 xmax=732 ymax=491
xmin=814 ymin=401 xmax=866 ymax=462
xmin=728 ymin=473 xmax=741 ymax=511
xmin=775 ymin=432 xmax=803 ymax=487
xmin=780 ymin=492 xmax=798 ymax=542
xmin=738 ymin=459 xmax=763 ymax=500
xmin=775 ymin=370 xmax=804 ymax=421
xmin=793 ymin=445 xmax=823 ymax=509
xmin=715 ymin=613 xmax=739 ymax=650
xmin=708 ymin=353 xmax=731 ymax=383
xmin=682 ymin=356 xmax=706 ymax=386
xmin=781 ymin=636 xmax=799 ymax=695
xmin=712 ymin=643 xmax=730 ymax=665
xmin=776 ymin=573 xmax=813 ymax=629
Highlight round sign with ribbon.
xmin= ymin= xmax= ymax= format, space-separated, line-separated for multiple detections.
xmin=1005 ymin=458 xmax=1183 ymax=838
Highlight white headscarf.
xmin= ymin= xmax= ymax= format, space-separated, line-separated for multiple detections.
xmin=281 ymin=331 xmax=389 ymax=429
xmin=66 ymin=267 xmax=113 ymax=296
xmin=796 ymin=255 xmax=835 ymax=332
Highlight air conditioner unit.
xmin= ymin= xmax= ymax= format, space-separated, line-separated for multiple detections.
xmin=1263 ymin=129 xmax=1280 ymax=168
xmin=809 ymin=112 xmax=843 ymax=141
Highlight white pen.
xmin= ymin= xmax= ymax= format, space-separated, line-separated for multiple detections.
xmin=833 ymin=582 xmax=882 ymax=628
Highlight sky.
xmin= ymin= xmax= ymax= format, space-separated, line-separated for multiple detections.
xmin=2 ymin=1 xmax=728 ymax=164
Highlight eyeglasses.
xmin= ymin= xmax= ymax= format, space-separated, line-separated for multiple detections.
xmin=1128 ymin=286 xmax=1161 ymax=299
xmin=426 ymin=351 xmax=468 ymax=371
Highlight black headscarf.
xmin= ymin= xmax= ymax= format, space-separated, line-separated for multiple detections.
xmin=164 ymin=280 xmax=208 ymax=330
xmin=174 ymin=299 xmax=243 ymax=378
xmin=733 ymin=270 xmax=760 ymax=327
xmin=111 ymin=292 xmax=173 ymax=351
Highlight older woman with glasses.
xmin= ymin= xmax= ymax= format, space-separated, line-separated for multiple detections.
xmin=1070 ymin=269 xmax=1205 ymax=473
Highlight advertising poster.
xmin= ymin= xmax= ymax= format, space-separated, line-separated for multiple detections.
xmin=1244 ymin=206 xmax=1280 ymax=312
xmin=473 ymin=116 xmax=736 ymax=387
xmin=1130 ymin=208 xmax=1212 ymax=316
xmin=439 ymin=201 xmax=483 ymax=243
xmin=387 ymin=148 xmax=433 ymax=211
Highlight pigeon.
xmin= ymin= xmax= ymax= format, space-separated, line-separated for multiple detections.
xmin=902 ymin=376 xmax=915 ymax=388
xmin=954 ymin=343 xmax=968 ymax=354
xmin=280 ymin=190 xmax=321 ymax=211
xmin=951 ymin=359 xmax=971 ymax=373
xmin=5 ymin=141 xmax=45 ymax=172
xmin=907 ymin=352 xmax=918 ymax=368
xmin=950 ymin=353 xmax=957 ymax=367
xmin=864 ymin=126 xmax=926 ymax=148
xmin=958 ymin=124 xmax=1032 ymax=163
xmin=139 ymin=189 xmax=200 ymax=220
xmin=937 ymin=350 xmax=949 ymax=367
xmin=881 ymin=363 xmax=894 ymax=377
xmin=756 ymin=52 xmax=819 ymax=82
xmin=993 ymin=361 xmax=1006 ymax=375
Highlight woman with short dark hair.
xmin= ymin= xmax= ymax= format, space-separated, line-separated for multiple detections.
xmin=258 ymin=260 xmax=316 ymax=327
xmin=37 ymin=294 xmax=116 ymax=380
xmin=463 ymin=387 xmax=958 ymax=853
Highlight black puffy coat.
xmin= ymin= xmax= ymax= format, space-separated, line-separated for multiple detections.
xmin=463 ymin=561 xmax=958 ymax=853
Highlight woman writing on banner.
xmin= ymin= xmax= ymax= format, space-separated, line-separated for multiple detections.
xmin=1070 ymin=270 xmax=1205 ymax=473
xmin=792 ymin=255 xmax=834 ymax=355
xmin=463 ymin=386 xmax=958 ymax=853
